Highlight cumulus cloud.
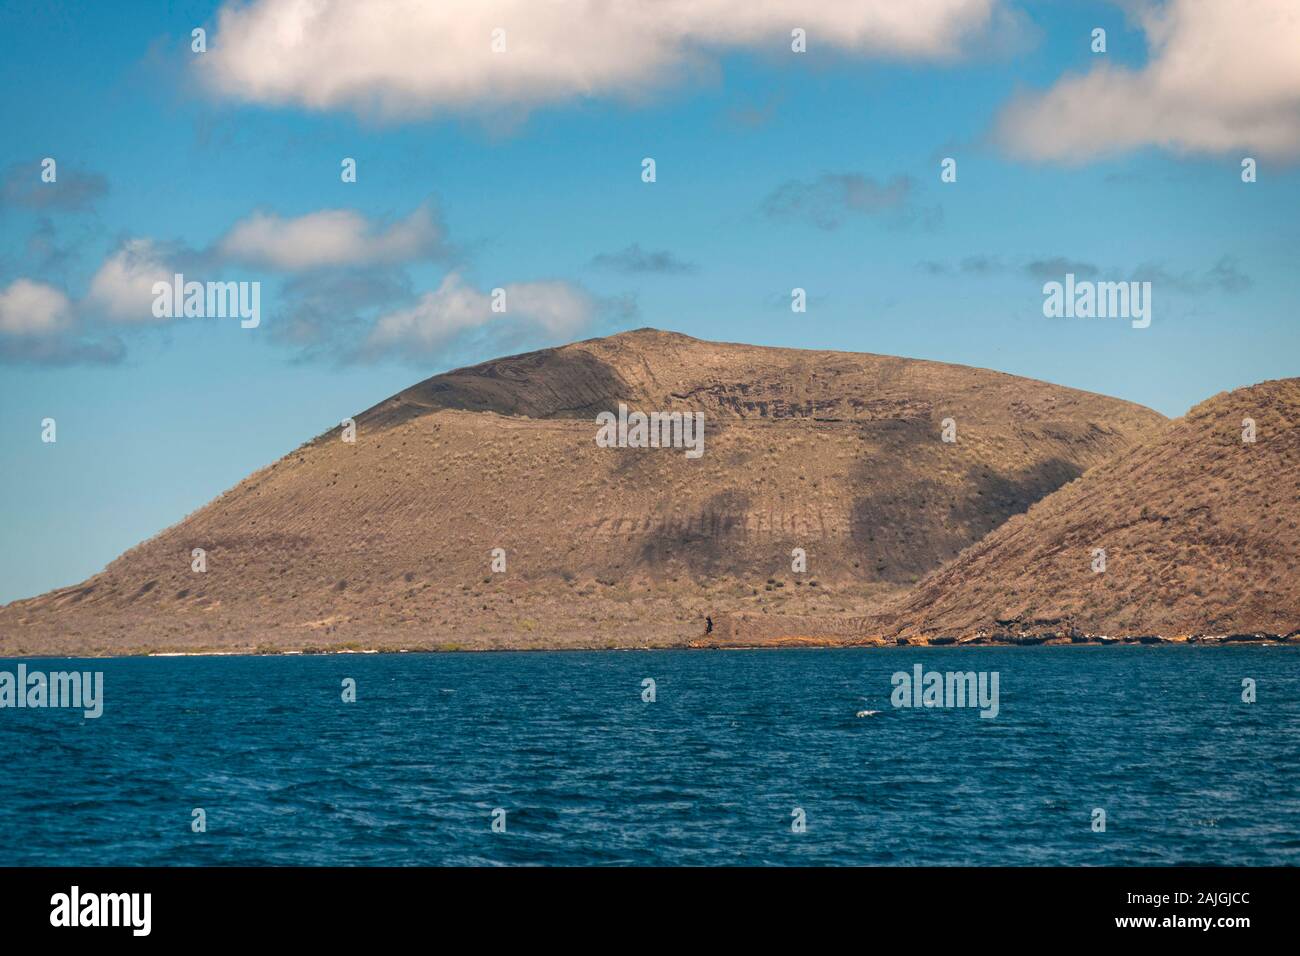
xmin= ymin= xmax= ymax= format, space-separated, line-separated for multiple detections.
xmin=591 ymin=244 xmax=697 ymax=275
xmin=0 ymin=278 xmax=73 ymax=335
xmin=86 ymin=238 xmax=178 ymax=322
xmin=199 ymin=0 xmax=1005 ymax=116
xmin=362 ymin=272 xmax=597 ymax=359
xmin=1 ymin=161 xmax=108 ymax=213
xmin=273 ymin=268 xmax=413 ymax=360
xmin=1133 ymin=255 xmax=1253 ymax=294
xmin=918 ymin=252 xmax=1252 ymax=293
xmin=1204 ymin=256 xmax=1253 ymax=293
xmin=216 ymin=203 xmax=444 ymax=271
xmin=25 ymin=217 xmax=84 ymax=274
xmin=997 ymin=0 xmax=1300 ymax=161
xmin=0 ymin=278 xmax=123 ymax=366
xmin=762 ymin=173 xmax=933 ymax=230
xmin=1023 ymin=257 xmax=1101 ymax=280
xmin=0 ymin=333 xmax=125 ymax=366
xmin=920 ymin=255 xmax=1016 ymax=276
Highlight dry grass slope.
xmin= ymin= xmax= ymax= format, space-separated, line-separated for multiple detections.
xmin=878 ymin=378 xmax=1300 ymax=641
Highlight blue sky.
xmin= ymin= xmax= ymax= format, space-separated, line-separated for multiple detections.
xmin=1 ymin=0 xmax=1297 ymax=602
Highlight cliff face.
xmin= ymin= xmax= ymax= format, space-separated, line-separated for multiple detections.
xmin=0 ymin=329 xmax=1166 ymax=655
xmin=878 ymin=378 xmax=1300 ymax=640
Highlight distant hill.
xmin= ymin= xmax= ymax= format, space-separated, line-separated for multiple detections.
xmin=878 ymin=378 xmax=1300 ymax=641
xmin=0 ymin=329 xmax=1165 ymax=655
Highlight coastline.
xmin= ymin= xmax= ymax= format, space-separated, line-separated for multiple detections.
xmin=0 ymin=631 xmax=1294 ymax=661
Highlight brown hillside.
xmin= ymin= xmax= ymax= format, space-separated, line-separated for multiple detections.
xmin=878 ymin=378 xmax=1300 ymax=640
xmin=0 ymin=329 xmax=1165 ymax=655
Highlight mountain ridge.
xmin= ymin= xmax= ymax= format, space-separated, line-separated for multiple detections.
xmin=0 ymin=329 xmax=1168 ymax=656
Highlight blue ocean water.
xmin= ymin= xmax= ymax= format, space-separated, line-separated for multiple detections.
xmin=0 ymin=647 xmax=1296 ymax=866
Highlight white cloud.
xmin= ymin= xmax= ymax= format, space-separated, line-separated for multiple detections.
xmin=200 ymin=0 xmax=1003 ymax=116
xmin=0 ymin=278 xmax=73 ymax=336
xmin=364 ymin=273 xmax=594 ymax=356
xmin=217 ymin=204 xmax=442 ymax=270
xmin=86 ymin=239 xmax=175 ymax=322
xmin=997 ymin=0 xmax=1300 ymax=162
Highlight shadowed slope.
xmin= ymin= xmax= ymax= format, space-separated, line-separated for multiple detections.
xmin=877 ymin=378 xmax=1300 ymax=640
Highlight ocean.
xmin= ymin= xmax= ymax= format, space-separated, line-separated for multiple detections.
xmin=1 ymin=646 xmax=1296 ymax=865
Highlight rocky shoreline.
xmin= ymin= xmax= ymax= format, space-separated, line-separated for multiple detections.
xmin=700 ymin=608 xmax=1300 ymax=649
xmin=691 ymin=631 xmax=1298 ymax=650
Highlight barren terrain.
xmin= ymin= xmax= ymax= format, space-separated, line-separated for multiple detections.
xmin=0 ymin=329 xmax=1168 ymax=655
